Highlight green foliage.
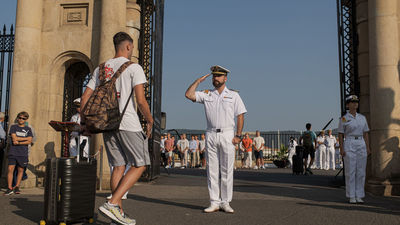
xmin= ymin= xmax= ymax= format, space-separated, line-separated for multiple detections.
xmin=277 ymin=144 xmax=288 ymax=160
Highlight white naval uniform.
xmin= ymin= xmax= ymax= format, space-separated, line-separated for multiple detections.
xmin=69 ymin=113 xmax=89 ymax=157
xmin=338 ymin=112 xmax=369 ymax=199
xmin=195 ymin=87 xmax=247 ymax=205
xmin=287 ymin=140 xmax=297 ymax=168
xmin=324 ymin=135 xmax=337 ymax=170
xmin=316 ymin=136 xmax=326 ymax=169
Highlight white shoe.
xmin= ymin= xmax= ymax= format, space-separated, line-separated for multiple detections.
xmin=204 ymin=204 xmax=220 ymax=213
xmin=122 ymin=192 xmax=128 ymax=200
xmin=107 ymin=192 xmax=128 ymax=200
xmin=253 ymin=166 xmax=258 ymax=170
xmin=356 ymin=198 xmax=364 ymax=203
xmin=349 ymin=198 xmax=357 ymax=204
xmin=220 ymin=204 xmax=234 ymax=213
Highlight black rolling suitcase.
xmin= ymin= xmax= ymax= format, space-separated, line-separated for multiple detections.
xmin=41 ymin=157 xmax=97 ymax=225
xmin=292 ymin=146 xmax=304 ymax=175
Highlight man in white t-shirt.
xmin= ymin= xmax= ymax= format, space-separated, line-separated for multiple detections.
xmin=177 ymin=134 xmax=189 ymax=168
xmin=81 ymin=32 xmax=153 ymax=225
xmin=252 ymin=131 xmax=265 ymax=169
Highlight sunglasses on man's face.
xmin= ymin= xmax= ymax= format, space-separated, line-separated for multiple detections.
xmin=17 ymin=117 xmax=27 ymax=120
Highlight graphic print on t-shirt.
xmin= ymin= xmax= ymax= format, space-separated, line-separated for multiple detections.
xmin=104 ymin=64 xmax=115 ymax=81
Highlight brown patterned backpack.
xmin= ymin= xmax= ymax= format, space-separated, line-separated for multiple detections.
xmin=82 ymin=61 xmax=133 ymax=133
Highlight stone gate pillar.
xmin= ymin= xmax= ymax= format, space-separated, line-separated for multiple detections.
xmin=367 ymin=0 xmax=400 ymax=196
xmin=6 ymin=0 xmax=44 ymax=187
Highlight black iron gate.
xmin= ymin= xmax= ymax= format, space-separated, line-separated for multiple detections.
xmin=337 ymin=0 xmax=359 ymax=115
xmin=0 ymin=25 xmax=14 ymax=132
xmin=138 ymin=0 xmax=164 ymax=180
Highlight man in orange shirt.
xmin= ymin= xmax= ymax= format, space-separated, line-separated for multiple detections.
xmin=242 ymin=133 xmax=253 ymax=168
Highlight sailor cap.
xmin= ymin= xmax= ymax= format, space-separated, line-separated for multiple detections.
xmin=346 ymin=95 xmax=359 ymax=103
xmin=73 ymin=98 xmax=81 ymax=105
xmin=210 ymin=65 xmax=230 ymax=75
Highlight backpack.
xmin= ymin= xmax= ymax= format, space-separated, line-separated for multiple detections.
xmin=82 ymin=61 xmax=133 ymax=133
xmin=302 ymin=131 xmax=313 ymax=147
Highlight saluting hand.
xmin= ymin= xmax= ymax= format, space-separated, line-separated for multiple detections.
xmin=197 ymin=74 xmax=210 ymax=83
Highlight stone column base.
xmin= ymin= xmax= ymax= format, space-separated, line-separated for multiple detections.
xmin=366 ymin=178 xmax=400 ymax=196
xmin=98 ymin=174 xmax=111 ymax=190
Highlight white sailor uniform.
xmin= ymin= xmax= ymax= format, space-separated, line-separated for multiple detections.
xmin=338 ymin=112 xmax=369 ymax=199
xmin=325 ymin=135 xmax=337 ymax=170
xmin=316 ymin=135 xmax=326 ymax=169
xmin=287 ymin=140 xmax=297 ymax=168
xmin=195 ymin=87 xmax=246 ymax=205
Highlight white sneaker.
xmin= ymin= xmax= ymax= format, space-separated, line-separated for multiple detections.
xmin=220 ymin=203 xmax=234 ymax=213
xmin=356 ymin=198 xmax=364 ymax=203
xmin=122 ymin=192 xmax=128 ymax=200
xmin=204 ymin=204 xmax=220 ymax=213
xmin=349 ymin=198 xmax=357 ymax=204
xmin=107 ymin=192 xmax=128 ymax=200
xmin=253 ymin=166 xmax=258 ymax=170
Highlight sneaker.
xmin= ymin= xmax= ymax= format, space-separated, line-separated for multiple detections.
xmin=3 ymin=189 xmax=14 ymax=195
xmin=220 ymin=203 xmax=234 ymax=213
xmin=306 ymin=168 xmax=313 ymax=175
xmin=253 ymin=166 xmax=258 ymax=170
xmin=204 ymin=204 xmax=220 ymax=213
xmin=13 ymin=187 xmax=21 ymax=194
xmin=107 ymin=192 xmax=128 ymax=200
xmin=349 ymin=198 xmax=357 ymax=204
xmin=99 ymin=202 xmax=135 ymax=225
xmin=122 ymin=192 xmax=128 ymax=200
xmin=356 ymin=198 xmax=364 ymax=203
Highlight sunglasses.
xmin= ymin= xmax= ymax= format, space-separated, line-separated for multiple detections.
xmin=17 ymin=117 xmax=28 ymax=120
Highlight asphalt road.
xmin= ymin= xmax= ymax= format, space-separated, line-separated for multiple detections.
xmin=1 ymin=168 xmax=400 ymax=225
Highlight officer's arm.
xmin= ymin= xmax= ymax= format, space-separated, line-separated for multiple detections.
xmin=363 ymin=132 xmax=371 ymax=154
xmin=185 ymin=74 xmax=210 ymax=101
xmin=339 ymin=133 xmax=345 ymax=156
xmin=236 ymin=113 xmax=244 ymax=137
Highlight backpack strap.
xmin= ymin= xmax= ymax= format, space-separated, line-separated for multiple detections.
xmin=111 ymin=61 xmax=134 ymax=82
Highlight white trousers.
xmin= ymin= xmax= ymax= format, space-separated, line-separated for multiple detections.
xmin=288 ymin=149 xmax=296 ymax=168
xmin=343 ymin=139 xmax=367 ymax=198
xmin=69 ymin=136 xmax=89 ymax=157
xmin=244 ymin=151 xmax=252 ymax=168
xmin=326 ymin=147 xmax=335 ymax=170
xmin=206 ymin=130 xmax=235 ymax=205
xmin=182 ymin=150 xmax=188 ymax=167
xmin=317 ymin=145 xmax=327 ymax=169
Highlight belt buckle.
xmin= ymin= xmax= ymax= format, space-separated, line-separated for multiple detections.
xmin=216 ymin=129 xmax=221 ymax=133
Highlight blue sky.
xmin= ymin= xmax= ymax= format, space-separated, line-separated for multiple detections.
xmin=0 ymin=0 xmax=340 ymax=131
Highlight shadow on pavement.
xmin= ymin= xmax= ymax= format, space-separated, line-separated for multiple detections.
xmin=9 ymin=197 xmax=43 ymax=223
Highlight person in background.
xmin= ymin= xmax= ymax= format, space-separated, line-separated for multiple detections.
xmin=199 ymin=134 xmax=206 ymax=168
xmin=316 ymin=130 xmax=327 ymax=170
xmin=287 ymin=136 xmax=297 ymax=168
xmin=164 ymin=133 xmax=174 ymax=168
xmin=300 ymin=123 xmax=317 ymax=175
xmin=4 ymin=111 xmax=33 ymax=195
xmin=177 ymin=134 xmax=189 ymax=168
xmin=189 ymin=135 xmax=198 ymax=168
xmin=325 ymin=129 xmax=337 ymax=170
xmin=253 ymin=131 xmax=265 ymax=169
xmin=69 ymin=98 xmax=89 ymax=158
xmin=242 ymin=133 xmax=253 ymax=169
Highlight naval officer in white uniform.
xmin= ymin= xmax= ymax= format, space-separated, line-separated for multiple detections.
xmin=185 ymin=65 xmax=247 ymax=213
xmin=338 ymin=95 xmax=370 ymax=204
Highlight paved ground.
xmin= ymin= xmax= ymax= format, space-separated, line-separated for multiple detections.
xmin=1 ymin=168 xmax=400 ymax=225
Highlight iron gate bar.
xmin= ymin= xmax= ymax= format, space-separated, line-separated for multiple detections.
xmin=0 ymin=25 xmax=14 ymax=132
xmin=337 ymin=0 xmax=359 ymax=115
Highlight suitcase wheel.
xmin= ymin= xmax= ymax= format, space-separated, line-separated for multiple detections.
xmin=88 ymin=218 xmax=94 ymax=223
xmin=59 ymin=223 xmax=66 ymax=225
xmin=39 ymin=220 xmax=46 ymax=225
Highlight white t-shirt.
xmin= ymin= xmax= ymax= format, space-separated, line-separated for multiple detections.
xmin=87 ymin=57 xmax=147 ymax=132
xmin=177 ymin=139 xmax=189 ymax=151
xmin=253 ymin=136 xmax=265 ymax=150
